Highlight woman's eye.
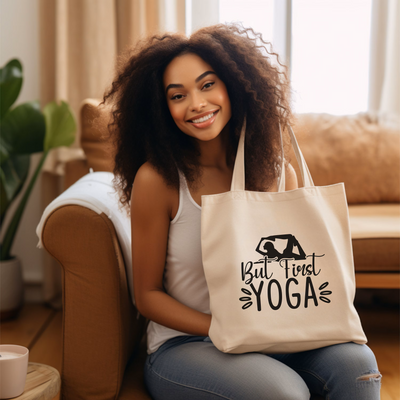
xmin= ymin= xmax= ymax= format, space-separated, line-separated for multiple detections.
xmin=202 ymin=82 xmax=215 ymax=90
xmin=171 ymin=94 xmax=184 ymax=100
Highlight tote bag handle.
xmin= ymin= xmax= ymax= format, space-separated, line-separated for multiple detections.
xmin=230 ymin=116 xmax=315 ymax=192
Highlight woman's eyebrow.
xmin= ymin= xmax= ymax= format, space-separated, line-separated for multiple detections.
xmin=195 ymin=70 xmax=216 ymax=83
xmin=165 ymin=71 xmax=216 ymax=94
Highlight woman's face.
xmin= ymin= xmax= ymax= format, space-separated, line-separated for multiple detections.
xmin=163 ymin=52 xmax=232 ymax=142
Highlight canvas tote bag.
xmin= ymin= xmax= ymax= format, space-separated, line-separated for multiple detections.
xmin=201 ymin=117 xmax=367 ymax=354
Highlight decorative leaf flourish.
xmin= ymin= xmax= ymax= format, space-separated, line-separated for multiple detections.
xmin=240 ymin=288 xmax=253 ymax=309
xmin=318 ymin=282 xmax=332 ymax=304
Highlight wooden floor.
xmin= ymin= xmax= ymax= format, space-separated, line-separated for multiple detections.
xmin=1 ymin=301 xmax=399 ymax=399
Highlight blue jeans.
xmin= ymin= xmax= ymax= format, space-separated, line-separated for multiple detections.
xmin=144 ymin=336 xmax=381 ymax=400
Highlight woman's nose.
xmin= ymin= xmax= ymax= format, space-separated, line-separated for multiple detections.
xmin=190 ymin=92 xmax=207 ymax=112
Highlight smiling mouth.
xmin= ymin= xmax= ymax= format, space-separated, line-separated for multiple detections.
xmin=187 ymin=110 xmax=218 ymax=124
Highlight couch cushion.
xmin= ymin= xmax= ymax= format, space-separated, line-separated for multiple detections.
xmin=291 ymin=113 xmax=400 ymax=204
xmin=80 ymin=98 xmax=114 ymax=172
xmin=349 ymin=204 xmax=400 ymax=239
xmin=80 ymin=101 xmax=400 ymax=205
xmin=353 ymin=238 xmax=399 ymax=272
xmin=349 ymin=204 xmax=400 ymax=272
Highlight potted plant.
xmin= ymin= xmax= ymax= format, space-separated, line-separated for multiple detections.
xmin=0 ymin=58 xmax=76 ymax=320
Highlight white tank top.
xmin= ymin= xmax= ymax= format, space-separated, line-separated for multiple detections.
xmin=146 ymin=170 xmax=210 ymax=354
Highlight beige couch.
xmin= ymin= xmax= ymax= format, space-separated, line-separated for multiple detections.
xmin=40 ymin=99 xmax=400 ymax=399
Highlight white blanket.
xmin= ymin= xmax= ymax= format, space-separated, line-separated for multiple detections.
xmin=36 ymin=171 xmax=135 ymax=305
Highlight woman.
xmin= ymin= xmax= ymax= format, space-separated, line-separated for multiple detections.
xmin=103 ymin=23 xmax=381 ymax=400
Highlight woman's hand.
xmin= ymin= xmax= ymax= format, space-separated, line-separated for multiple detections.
xmin=131 ymin=162 xmax=211 ymax=336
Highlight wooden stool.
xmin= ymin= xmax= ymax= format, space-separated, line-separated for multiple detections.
xmin=14 ymin=362 xmax=60 ymax=400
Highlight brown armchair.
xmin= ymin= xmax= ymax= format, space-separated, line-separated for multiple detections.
xmin=41 ymin=99 xmax=151 ymax=399
xmin=38 ymin=99 xmax=399 ymax=400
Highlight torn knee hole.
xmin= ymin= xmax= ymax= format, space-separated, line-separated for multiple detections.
xmin=356 ymin=373 xmax=382 ymax=382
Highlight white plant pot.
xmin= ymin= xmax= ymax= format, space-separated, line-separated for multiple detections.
xmin=0 ymin=257 xmax=24 ymax=321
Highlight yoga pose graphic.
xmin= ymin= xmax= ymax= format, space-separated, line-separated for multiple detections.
xmin=256 ymin=234 xmax=306 ymax=260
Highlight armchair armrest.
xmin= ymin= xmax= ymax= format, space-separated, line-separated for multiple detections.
xmin=42 ymin=205 xmax=145 ymax=400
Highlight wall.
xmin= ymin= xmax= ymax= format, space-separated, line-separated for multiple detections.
xmin=1 ymin=0 xmax=44 ymax=299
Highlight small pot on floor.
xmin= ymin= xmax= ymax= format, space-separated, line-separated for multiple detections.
xmin=0 ymin=256 xmax=24 ymax=321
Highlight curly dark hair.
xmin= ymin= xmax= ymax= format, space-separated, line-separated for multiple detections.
xmin=102 ymin=22 xmax=294 ymax=212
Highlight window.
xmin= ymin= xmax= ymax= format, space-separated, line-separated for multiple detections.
xmin=219 ymin=0 xmax=274 ymax=43
xmin=291 ymin=0 xmax=372 ymax=114
xmin=218 ymin=0 xmax=372 ymax=115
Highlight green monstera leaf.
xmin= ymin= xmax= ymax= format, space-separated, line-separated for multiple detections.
xmin=0 ymin=60 xmax=77 ymax=260
xmin=0 ymin=133 xmax=12 ymax=165
xmin=0 ymin=59 xmax=23 ymax=120
xmin=0 ymin=101 xmax=45 ymax=163
xmin=43 ymin=101 xmax=76 ymax=151
xmin=0 ymin=154 xmax=30 ymax=226
xmin=0 ymin=99 xmax=76 ymax=260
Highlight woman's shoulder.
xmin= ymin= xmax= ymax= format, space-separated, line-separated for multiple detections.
xmin=131 ymin=161 xmax=178 ymax=220
xmin=285 ymin=162 xmax=298 ymax=190
xmin=134 ymin=161 xmax=166 ymax=188
xmin=268 ymin=161 xmax=298 ymax=192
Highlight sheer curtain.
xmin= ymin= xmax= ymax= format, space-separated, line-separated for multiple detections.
xmin=39 ymin=0 xmax=185 ymax=308
xmin=368 ymin=0 xmax=400 ymax=128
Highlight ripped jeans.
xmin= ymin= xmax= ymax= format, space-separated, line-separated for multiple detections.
xmin=144 ymin=336 xmax=381 ymax=400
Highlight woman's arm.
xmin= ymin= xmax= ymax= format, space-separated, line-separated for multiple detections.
xmin=131 ymin=162 xmax=211 ymax=336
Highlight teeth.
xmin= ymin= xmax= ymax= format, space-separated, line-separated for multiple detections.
xmin=191 ymin=112 xmax=215 ymax=124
